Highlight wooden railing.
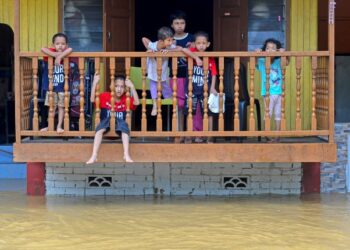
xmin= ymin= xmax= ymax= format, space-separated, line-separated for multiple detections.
xmin=18 ymin=51 xmax=333 ymax=142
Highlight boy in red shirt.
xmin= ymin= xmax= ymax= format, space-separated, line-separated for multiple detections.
xmin=86 ymin=73 xmax=140 ymax=164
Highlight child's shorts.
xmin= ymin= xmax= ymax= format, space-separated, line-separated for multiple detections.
xmin=95 ymin=117 xmax=130 ymax=136
xmin=45 ymin=91 xmax=69 ymax=108
xmin=264 ymin=95 xmax=281 ymax=120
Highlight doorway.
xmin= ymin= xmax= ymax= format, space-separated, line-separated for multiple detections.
xmin=0 ymin=24 xmax=14 ymax=144
xmin=134 ymin=0 xmax=213 ymax=52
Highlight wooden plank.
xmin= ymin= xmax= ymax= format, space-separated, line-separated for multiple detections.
xmin=14 ymin=0 xmax=21 ymax=143
xmin=20 ymin=130 xmax=330 ymax=137
xmin=13 ymin=143 xmax=337 ymax=163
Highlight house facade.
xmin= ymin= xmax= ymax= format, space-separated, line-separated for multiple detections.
xmin=0 ymin=0 xmax=346 ymax=196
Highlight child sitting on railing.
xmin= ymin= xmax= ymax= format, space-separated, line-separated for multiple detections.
xmin=86 ymin=73 xmax=140 ymax=164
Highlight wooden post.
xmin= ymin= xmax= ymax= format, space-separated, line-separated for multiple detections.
xmin=264 ymin=57 xmax=271 ymax=131
xmin=156 ymin=57 xmax=163 ymax=132
xmin=249 ymin=57 xmax=256 ymax=131
xmin=141 ymin=58 xmax=147 ymax=131
xmin=78 ymin=57 xmax=85 ymax=131
xmin=32 ymin=57 xmax=39 ymax=131
xmin=172 ymin=57 xmax=178 ymax=132
xmin=187 ymin=58 xmax=193 ymax=132
xmin=295 ymin=56 xmax=302 ymax=130
xmin=234 ymin=57 xmax=240 ymax=131
xmin=47 ymin=58 xmax=55 ymax=131
xmin=328 ymin=0 xmax=335 ymax=143
xmin=109 ymin=57 xmax=116 ymax=134
xmin=63 ymin=58 xmax=70 ymax=131
xmin=27 ymin=162 xmax=46 ymax=196
xmin=218 ymin=57 xmax=224 ymax=131
xmin=203 ymin=57 xmax=209 ymax=131
xmin=94 ymin=57 xmax=101 ymax=128
xmin=281 ymin=56 xmax=287 ymax=131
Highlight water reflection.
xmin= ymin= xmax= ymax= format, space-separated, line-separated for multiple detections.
xmin=0 ymin=192 xmax=350 ymax=249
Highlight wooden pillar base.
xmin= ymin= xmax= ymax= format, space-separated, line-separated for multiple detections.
xmin=301 ymin=162 xmax=320 ymax=193
xmin=27 ymin=162 xmax=46 ymax=196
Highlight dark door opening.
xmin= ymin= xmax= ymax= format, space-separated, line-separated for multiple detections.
xmin=135 ymin=0 xmax=213 ymax=52
xmin=0 ymin=24 xmax=14 ymax=144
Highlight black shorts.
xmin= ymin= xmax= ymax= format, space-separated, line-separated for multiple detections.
xmin=95 ymin=117 xmax=130 ymax=136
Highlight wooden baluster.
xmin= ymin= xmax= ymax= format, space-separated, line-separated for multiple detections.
xmin=311 ymin=56 xmax=317 ymax=130
xmin=47 ymin=57 xmax=54 ymax=131
xmin=249 ymin=57 xmax=256 ymax=131
xmin=125 ymin=57 xmax=131 ymax=127
xmin=109 ymin=57 xmax=116 ymax=134
xmin=32 ymin=57 xmax=38 ymax=131
xmin=295 ymin=56 xmax=302 ymax=130
xmin=187 ymin=58 xmax=193 ymax=131
xmin=141 ymin=58 xmax=147 ymax=131
xmin=203 ymin=57 xmax=209 ymax=131
xmin=218 ymin=57 xmax=224 ymax=131
xmin=172 ymin=56 xmax=178 ymax=131
xmin=234 ymin=57 xmax=240 ymax=131
xmin=156 ymin=57 xmax=163 ymax=131
xmin=94 ymin=57 xmax=101 ymax=128
xmin=63 ymin=58 xmax=70 ymax=131
xmin=78 ymin=58 xmax=85 ymax=131
xmin=281 ymin=56 xmax=287 ymax=131
xmin=264 ymin=57 xmax=271 ymax=131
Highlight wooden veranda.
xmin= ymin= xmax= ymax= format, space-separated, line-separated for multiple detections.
xmin=13 ymin=0 xmax=337 ymax=163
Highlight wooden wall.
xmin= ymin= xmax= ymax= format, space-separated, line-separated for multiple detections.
xmin=0 ymin=0 xmax=58 ymax=51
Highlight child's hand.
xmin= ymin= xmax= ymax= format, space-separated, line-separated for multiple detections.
xmin=195 ymin=57 xmax=203 ymax=66
xmin=279 ymin=48 xmax=285 ymax=52
xmin=255 ymin=48 xmax=262 ymax=53
xmin=125 ymin=79 xmax=134 ymax=89
xmin=160 ymin=49 xmax=169 ymax=54
xmin=210 ymin=88 xmax=218 ymax=95
xmin=54 ymin=55 xmax=63 ymax=65
xmin=92 ymin=73 xmax=100 ymax=85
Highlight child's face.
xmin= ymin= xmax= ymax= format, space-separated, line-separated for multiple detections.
xmin=171 ymin=18 xmax=186 ymax=35
xmin=194 ymin=36 xmax=210 ymax=52
xmin=114 ymin=79 xmax=126 ymax=97
xmin=265 ymin=42 xmax=277 ymax=52
xmin=161 ymin=37 xmax=174 ymax=48
xmin=53 ymin=36 xmax=68 ymax=52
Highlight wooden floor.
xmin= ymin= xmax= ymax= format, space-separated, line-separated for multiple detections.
xmin=13 ymin=136 xmax=337 ymax=163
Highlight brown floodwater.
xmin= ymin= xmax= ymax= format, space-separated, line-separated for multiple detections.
xmin=0 ymin=185 xmax=350 ymax=249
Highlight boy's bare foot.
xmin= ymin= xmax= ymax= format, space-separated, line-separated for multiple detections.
xmin=40 ymin=127 xmax=48 ymax=132
xmin=207 ymin=137 xmax=214 ymax=144
xmin=184 ymin=137 xmax=192 ymax=144
xmin=174 ymin=137 xmax=185 ymax=143
xmin=57 ymin=127 xmax=64 ymax=134
xmin=86 ymin=155 xmax=97 ymax=164
xmin=124 ymin=155 xmax=134 ymax=163
xmin=194 ymin=137 xmax=204 ymax=143
xmin=151 ymin=107 xmax=157 ymax=116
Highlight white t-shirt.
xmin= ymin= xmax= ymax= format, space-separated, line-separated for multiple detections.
xmin=146 ymin=41 xmax=176 ymax=82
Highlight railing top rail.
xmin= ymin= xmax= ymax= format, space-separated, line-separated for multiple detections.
xmin=19 ymin=51 xmax=331 ymax=58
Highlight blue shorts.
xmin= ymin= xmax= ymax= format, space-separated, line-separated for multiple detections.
xmin=95 ymin=117 xmax=130 ymax=136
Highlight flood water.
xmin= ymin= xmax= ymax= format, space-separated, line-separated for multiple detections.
xmin=1 ymin=187 xmax=350 ymax=249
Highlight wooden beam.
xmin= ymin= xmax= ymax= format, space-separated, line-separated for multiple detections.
xmin=14 ymin=0 xmax=21 ymax=143
xmin=14 ymin=143 xmax=337 ymax=163
xmin=328 ymin=0 xmax=335 ymax=143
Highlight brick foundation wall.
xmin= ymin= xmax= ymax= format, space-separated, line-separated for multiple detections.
xmin=321 ymin=123 xmax=350 ymax=193
xmin=46 ymin=162 xmax=301 ymax=196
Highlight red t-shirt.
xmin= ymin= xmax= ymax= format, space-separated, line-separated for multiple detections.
xmin=189 ymin=47 xmax=217 ymax=76
xmin=98 ymin=92 xmax=135 ymax=120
